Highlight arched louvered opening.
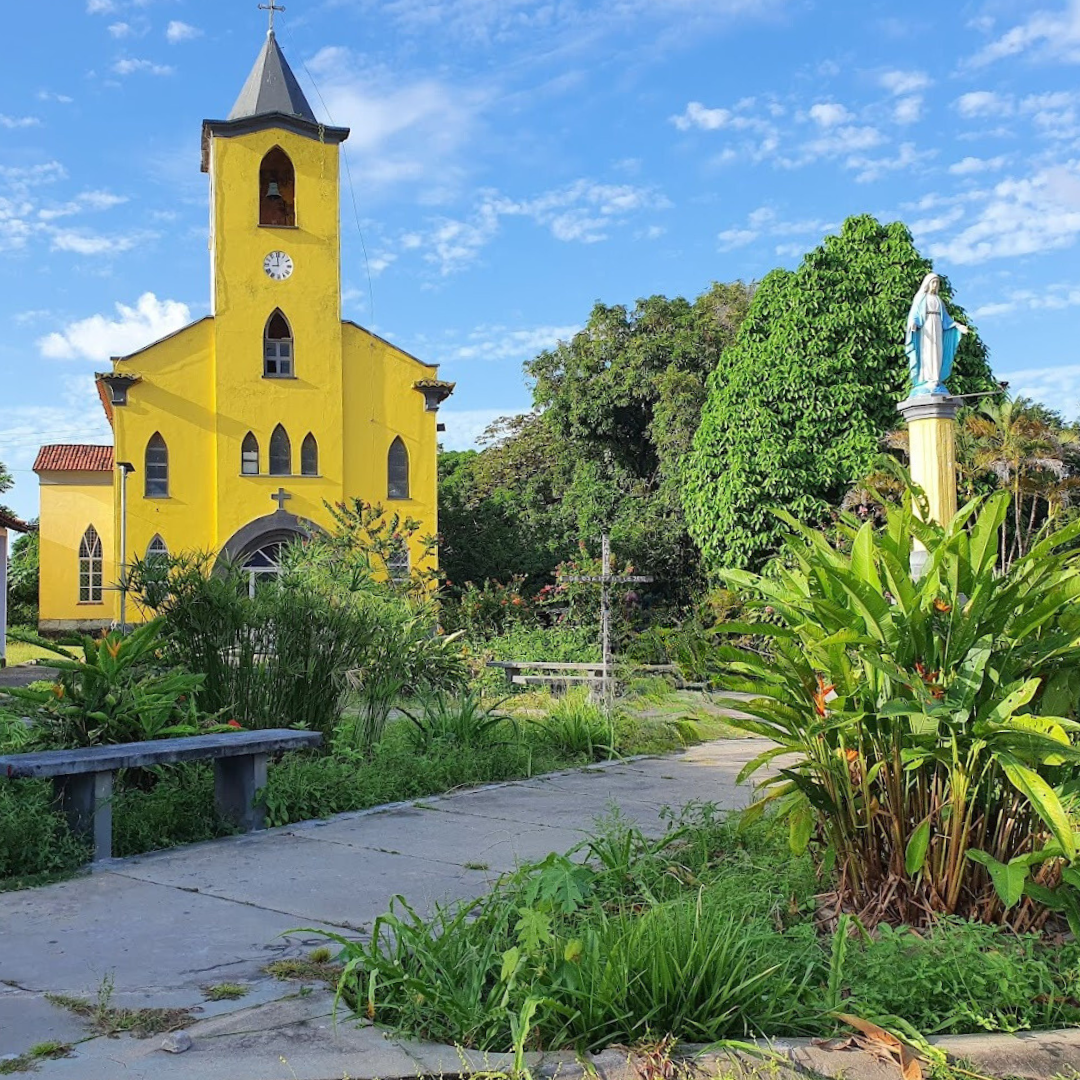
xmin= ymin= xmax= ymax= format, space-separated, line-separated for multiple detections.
xmin=242 ymin=431 xmax=260 ymax=475
xmin=301 ymin=432 xmax=318 ymax=476
xmin=387 ymin=436 xmax=409 ymax=500
xmin=264 ymin=309 xmax=293 ymax=378
xmin=78 ymin=525 xmax=103 ymax=603
xmin=145 ymin=432 xmax=168 ymax=497
xmin=259 ymin=146 xmax=296 ymax=227
xmin=146 ymin=534 xmax=168 ymax=562
xmin=387 ymin=538 xmax=410 ymax=582
xmin=269 ymin=424 xmax=292 ymax=476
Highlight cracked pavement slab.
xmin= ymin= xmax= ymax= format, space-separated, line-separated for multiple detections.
xmin=0 ymin=739 xmax=768 ymax=1071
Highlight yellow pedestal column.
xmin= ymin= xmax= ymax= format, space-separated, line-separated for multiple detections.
xmin=896 ymin=395 xmax=961 ymax=575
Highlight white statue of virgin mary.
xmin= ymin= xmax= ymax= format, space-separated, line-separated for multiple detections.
xmin=904 ymin=272 xmax=969 ymax=396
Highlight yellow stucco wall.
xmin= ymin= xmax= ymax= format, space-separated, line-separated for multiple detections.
xmin=39 ymin=109 xmax=447 ymax=627
xmin=38 ymin=474 xmax=117 ymax=630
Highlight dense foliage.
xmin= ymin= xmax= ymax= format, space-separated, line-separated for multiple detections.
xmin=719 ymin=492 xmax=1080 ymax=931
xmin=440 ymin=284 xmax=753 ymax=602
xmin=6 ymin=529 xmax=39 ymax=627
xmin=684 ymin=215 xmax=996 ymax=574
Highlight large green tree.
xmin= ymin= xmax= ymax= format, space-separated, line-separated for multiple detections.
xmin=682 ymin=215 xmax=996 ymax=574
xmin=444 ymin=283 xmax=754 ymax=599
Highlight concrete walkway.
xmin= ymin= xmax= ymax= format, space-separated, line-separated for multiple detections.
xmin=0 ymin=739 xmax=766 ymax=1078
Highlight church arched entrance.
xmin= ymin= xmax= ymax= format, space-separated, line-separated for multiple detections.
xmin=215 ymin=510 xmax=323 ymax=594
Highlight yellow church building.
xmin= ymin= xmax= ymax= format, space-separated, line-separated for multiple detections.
xmin=35 ymin=28 xmax=453 ymax=632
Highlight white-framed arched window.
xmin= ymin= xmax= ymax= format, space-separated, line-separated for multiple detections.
xmin=145 ymin=432 xmax=168 ymax=498
xmin=78 ymin=525 xmax=103 ymax=604
xmin=146 ymin=534 xmax=168 ymax=563
xmin=264 ymin=310 xmax=293 ymax=378
xmin=242 ymin=431 xmax=260 ymax=475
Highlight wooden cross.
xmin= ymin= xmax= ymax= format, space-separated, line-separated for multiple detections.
xmin=259 ymin=0 xmax=285 ymax=32
xmin=271 ymin=487 xmax=292 ymax=512
xmin=559 ymin=535 xmax=653 ymax=706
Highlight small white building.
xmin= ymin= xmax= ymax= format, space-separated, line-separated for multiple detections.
xmin=0 ymin=510 xmax=34 ymax=667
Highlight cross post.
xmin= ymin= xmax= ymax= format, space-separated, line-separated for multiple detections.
xmin=258 ymin=1 xmax=286 ymax=33
xmin=271 ymin=487 xmax=292 ymax=512
xmin=559 ymin=534 xmax=654 ymax=708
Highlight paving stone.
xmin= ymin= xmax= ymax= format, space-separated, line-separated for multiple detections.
xmin=0 ymin=992 xmax=92 ymax=1057
xmin=286 ymin=803 xmax=588 ymax=874
xmin=115 ymin=832 xmax=492 ymax=930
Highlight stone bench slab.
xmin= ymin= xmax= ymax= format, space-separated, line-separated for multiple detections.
xmin=0 ymin=728 xmax=320 ymax=778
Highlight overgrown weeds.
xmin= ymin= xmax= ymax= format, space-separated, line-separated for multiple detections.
xmin=312 ymin=809 xmax=1080 ymax=1052
xmin=46 ymin=975 xmax=194 ymax=1038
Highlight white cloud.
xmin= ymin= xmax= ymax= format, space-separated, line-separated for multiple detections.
xmin=949 ymin=155 xmax=1009 ymax=175
xmin=437 ymin=409 xmax=519 ymax=452
xmin=974 ymin=283 xmax=1080 ymax=318
xmin=166 ymin=20 xmax=202 ymax=43
xmin=717 ymin=206 xmax=833 ymax=252
xmin=998 ymin=363 xmax=1080 ymax=423
xmin=112 ymin=58 xmax=174 ymax=77
xmin=808 ymin=102 xmax=853 ymax=128
xmin=38 ymin=293 xmax=191 ymax=363
xmin=108 ymin=21 xmax=133 ymax=37
xmin=969 ymin=0 xmax=1080 ymax=66
xmin=446 ymin=324 xmax=580 ymax=363
xmin=38 ymin=190 xmax=127 ymax=221
xmin=49 ymin=229 xmax=153 ymax=256
xmin=0 ymin=163 xmax=65 ymax=252
xmin=415 ymin=179 xmax=669 ymax=273
xmin=669 ymin=99 xmax=775 ymax=135
xmin=893 ymin=96 xmax=923 ymax=125
xmin=956 ymin=90 xmax=1012 ymax=118
xmin=930 ymin=162 xmax=1080 ymax=264
xmin=800 ymin=124 xmax=883 ymax=159
xmin=308 ymin=47 xmax=485 ymax=196
xmin=36 ymin=91 xmax=73 ymax=104
xmin=879 ymin=70 xmax=931 ymax=95
xmin=849 ymin=141 xmax=935 ymax=183
xmin=86 ymin=0 xmax=118 ymax=12
xmin=0 ymin=115 xmax=40 ymax=129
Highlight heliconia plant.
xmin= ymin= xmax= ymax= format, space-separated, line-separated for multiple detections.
xmin=713 ymin=490 xmax=1080 ymax=931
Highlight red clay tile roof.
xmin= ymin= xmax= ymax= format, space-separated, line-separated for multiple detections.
xmin=33 ymin=444 xmax=114 ymax=473
xmin=0 ymin=510 xmax=33 ymax=532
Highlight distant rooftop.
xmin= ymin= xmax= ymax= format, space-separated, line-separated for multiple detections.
xmin=228 ymin=31 xmax=317 ymax=123
xmin=33 ymin=445 xmax=114 ymax=473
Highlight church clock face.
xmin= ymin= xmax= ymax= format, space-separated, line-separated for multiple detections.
xmin=263 ymin=251 xmax=294 ymax=281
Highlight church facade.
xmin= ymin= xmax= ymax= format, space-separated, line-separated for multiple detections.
xmin=35 ymin=30 xmax=452 ymax=631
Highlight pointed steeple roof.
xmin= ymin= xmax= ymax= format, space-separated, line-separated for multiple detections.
xmin=200 ymin=31 xmax=349 ymax=173
xmin=229 ymin=31 xmax=316 ymax=123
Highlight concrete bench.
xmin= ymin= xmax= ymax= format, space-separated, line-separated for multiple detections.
xmin=0 ymin=729 xmax=321 ymax=862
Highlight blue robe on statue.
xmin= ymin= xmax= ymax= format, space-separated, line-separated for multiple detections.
xmin=904 ymin=291 xmax=961 ymax=397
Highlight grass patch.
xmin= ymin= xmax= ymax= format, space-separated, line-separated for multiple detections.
xmin=2 ymin=640 xmax=74 ymax=667
xmin=265 ymin=950 xmax=343 ymax=985
xmin=46 ymin=976 xmax=194 ymax=1038
xmin=320 ymin=808 xmax=1080 ymax=1052
xmin=0 ymin=1042 xmax=73 ymax=1074
xmin=202 ymin=982 xmax=248 ymax=1001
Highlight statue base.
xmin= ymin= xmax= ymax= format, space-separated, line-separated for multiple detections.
xmin=897 ymin=395 xmax=962 ymax=579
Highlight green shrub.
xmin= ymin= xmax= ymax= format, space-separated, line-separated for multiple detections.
xmin=0 ymin=781 xmax=87 ymax=887
xmin=401 ymin=692 xmax=516 ymax=753
xmin=720 ymin=490 xmax=1080 ymax=931
xmin=533 ymin=690 xmax=613 ymax=761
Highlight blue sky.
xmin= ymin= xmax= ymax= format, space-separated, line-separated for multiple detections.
xmin=2 ymin=0 xmax=1080 ymax=519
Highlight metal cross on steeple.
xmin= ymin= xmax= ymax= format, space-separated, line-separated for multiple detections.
xmin=258 ymin=0 xmax=286 ymax=33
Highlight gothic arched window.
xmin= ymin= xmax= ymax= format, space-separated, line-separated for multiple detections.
xmin=259 ymin=146 xmax=296 ymax=227
xmin=388 ymin=436 xmax=409 ymax=500
xmin=264 ymin=310 xmax=293 ymax=378
xmin=78 ymin=525 xmax=103 ymax=603
xmin=145 ymin=432 xmax=169 ymax=497
xmin=301 ymin=432 xmax=318 ymax=476
xmin=242 ymin=431 xmax=260 ymax=475
xmin=269 ymin=424 xmax=291 ymax=476
xmin=263 ymin=308 xmax=293 ymax=380
xmin=146 ymin=534 xmax=168 ymax=562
